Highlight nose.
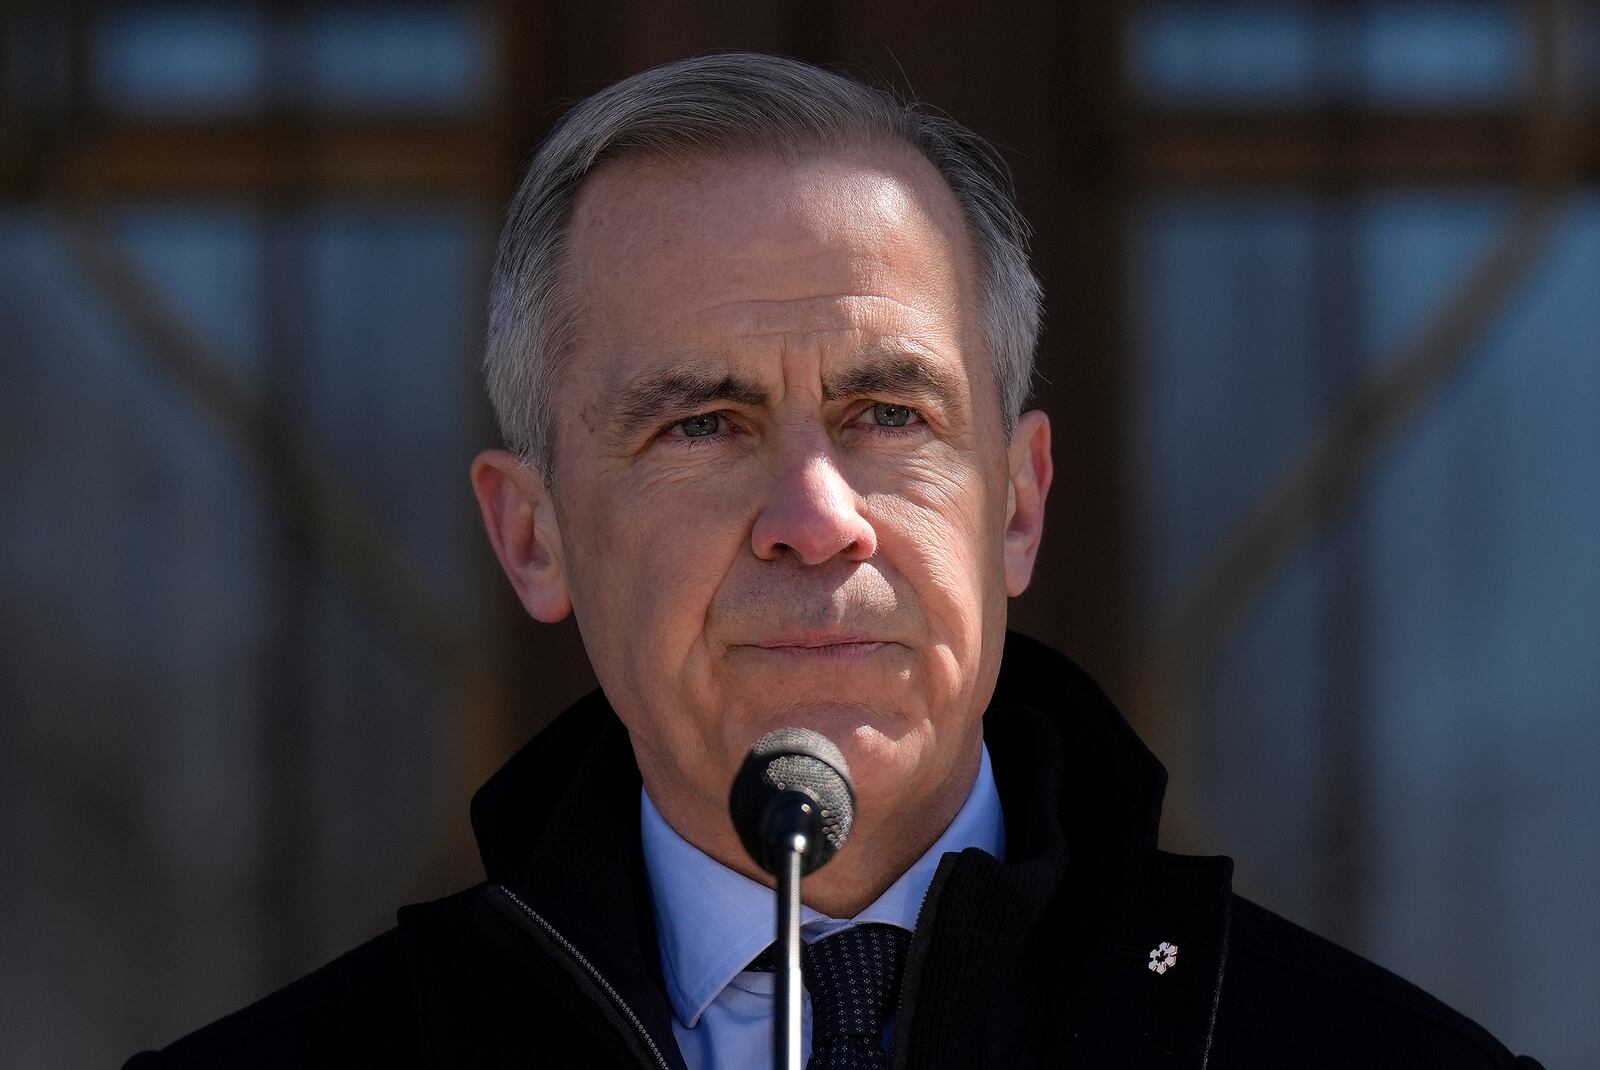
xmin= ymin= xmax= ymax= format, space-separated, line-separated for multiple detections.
xmin=751 ymin=450 xmax=877 ymax=565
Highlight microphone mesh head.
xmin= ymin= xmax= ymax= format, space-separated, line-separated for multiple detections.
xmin=730 ymin=727 xmax=856 ymax=875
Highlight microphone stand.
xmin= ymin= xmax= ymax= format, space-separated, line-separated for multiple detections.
xmin=729 ymin=730 xmax=854 ymax=1070
xmin=774 ymin=830 xmax=805 ymax=1070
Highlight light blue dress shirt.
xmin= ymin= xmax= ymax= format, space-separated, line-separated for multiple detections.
xmin=639 ymin=744 xmax=1006 ymax=1070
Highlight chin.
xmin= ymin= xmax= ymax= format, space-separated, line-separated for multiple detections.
xmin=827 ymin=715 xmax=939 ymax=798
xmin=755 ymin=701 xmax=917 ymax=748
xmin=717 ymin=695 xmax=948 ymax=789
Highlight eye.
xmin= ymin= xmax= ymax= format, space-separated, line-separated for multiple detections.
xmin=673 ymin=413 xmax=724 ymax=438
xmin=863 ymin=402 xmax=920 ymax=428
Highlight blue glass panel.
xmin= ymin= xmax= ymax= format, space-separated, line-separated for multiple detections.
xmin=299 ymin=202 xmax=484 ymax=599
xmin=0 ymin=201 xmax=476 ymax=1062
xmin=1134 ymin=191 xmax=1514 ymax=604
xmin=103 ymin=201 xmax=484 ymax=608
xmin=1362 ymin=5 xmax=1523 ymax=105
xmin=1133 ymin=193 xmax=1325 ymax=603
xmin=299 ymin=6 xmax=490 ymax=113
xmin=91 ymin=4 xmax=490 ymax=117
xmin=94 ymin=6 xmax=266 ymax=115
xmin=1138 ymin=192 xmax=1600 ymax=1068
xmin=1357 ymin=193 xmax=1511 ymax=359
xmin=1131 ymin=4 xmax=1320 ymax=105
xmin=1131 ymin=3 xmax=1525 ymax=108
xmin=0 ymin=206 xmax=277 ymax=1064
xmin=114 ymin=208 xmax=266 ymax=382
xmin=1358 ymin=201 xmax=1600 ymax=1070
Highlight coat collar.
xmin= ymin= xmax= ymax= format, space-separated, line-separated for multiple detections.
xmin=989 ymin=633 xmax=1234 ymax=1067
xmin=467 ymin=631 xmax=1166 ymax=886
xmin=465 ymin=631 xmax=1233 ymax=1068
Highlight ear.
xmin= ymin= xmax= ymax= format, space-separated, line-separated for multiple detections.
xmin=1003 ymin=410 xmax=1053 ymax=597
xmin=470 ymin=449 xmax=573 ymax=622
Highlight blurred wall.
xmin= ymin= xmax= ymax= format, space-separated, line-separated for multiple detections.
xmin=2 ymin=3 xmax=1596 ymax=1067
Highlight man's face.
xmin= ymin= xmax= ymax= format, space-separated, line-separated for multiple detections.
xmin=477 ymin=142 xmax=1050 ymax=852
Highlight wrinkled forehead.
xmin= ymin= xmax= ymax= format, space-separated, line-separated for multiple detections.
xmin=561 ymin=143 xmax=983 ymax=372
xmin=571 ymin=144 xmax=975 ymax=300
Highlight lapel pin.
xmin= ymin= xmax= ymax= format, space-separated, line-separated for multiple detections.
xmin=1148 ymin=942 xmax=1179 ymax=975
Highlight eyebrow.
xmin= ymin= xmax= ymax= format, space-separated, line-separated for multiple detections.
xmin=608 ymin=350 xmax=964 ymax=438
xmin=821 ymin=354 xmax=964 ymax=412
xmin=613 ymin=368 xmax=770 ymax=430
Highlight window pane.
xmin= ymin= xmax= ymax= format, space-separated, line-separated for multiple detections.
xmin=94 ymin=6 xmax=266 ymax=116
xmin=1130 ymin=3 xmax=1527 ymax=109
xmin=92 ymin=4 xmax=491 ymax=117
xmin=1134 ymin=192 xmax=1600 ymax=1069
xmin=300 ymin=6 xmax=491 ymax=115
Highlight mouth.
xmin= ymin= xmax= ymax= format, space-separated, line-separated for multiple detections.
xmin=741 ymin=634 xmax=893 ymax=660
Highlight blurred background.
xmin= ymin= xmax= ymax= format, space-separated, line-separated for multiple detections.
xmin=2 ymin=2 xmax=1596 ymax=1066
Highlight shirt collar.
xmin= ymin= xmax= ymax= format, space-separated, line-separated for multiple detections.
xmin=640 ymin=744 xmax=1006 ymax=1028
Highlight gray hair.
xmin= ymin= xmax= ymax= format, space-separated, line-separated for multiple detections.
xmin=484 ymin=52 xmax=1042 ymax=480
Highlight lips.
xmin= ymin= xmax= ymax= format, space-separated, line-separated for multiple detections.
xmin=753 ymin=631 xmax=879 ymax=648
xmin=739 ymin=633 xmax=893 ymax=659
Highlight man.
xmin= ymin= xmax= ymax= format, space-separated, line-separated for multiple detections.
xmin=127 ymin=54 xmax=1542 ymax=1069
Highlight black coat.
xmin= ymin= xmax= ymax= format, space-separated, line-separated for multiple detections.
xmin=126 ymin=633 xmax=1544 ymax=1068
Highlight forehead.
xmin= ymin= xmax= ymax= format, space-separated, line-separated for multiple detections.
xmin=561 ymin=141 xmax=981 ymax=368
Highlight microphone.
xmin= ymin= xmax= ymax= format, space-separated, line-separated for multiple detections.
xmin=728 ymin=727 xmax=856 ymax=1070
xmin=729 ymin=727 xmax=856 ymax=877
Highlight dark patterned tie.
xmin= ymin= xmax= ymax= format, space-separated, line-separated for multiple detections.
xmin=800 ymin=924 xmax=911 ymax=1070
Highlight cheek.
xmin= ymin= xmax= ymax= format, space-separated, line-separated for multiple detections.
xmin=864 ymin=453 xmax=1006 ymax=645
xmin=568 ymin=468 xmax=753 ymax=668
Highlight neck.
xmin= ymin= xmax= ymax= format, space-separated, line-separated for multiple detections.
xmin=792 ymin=805 xmax=962 ymax=917
xmin=647 ymin=742 xmax=984 ymax=919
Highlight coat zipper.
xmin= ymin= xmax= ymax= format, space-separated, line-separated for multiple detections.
xmin=489 ymin=884 xmax=672 ymax=1070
